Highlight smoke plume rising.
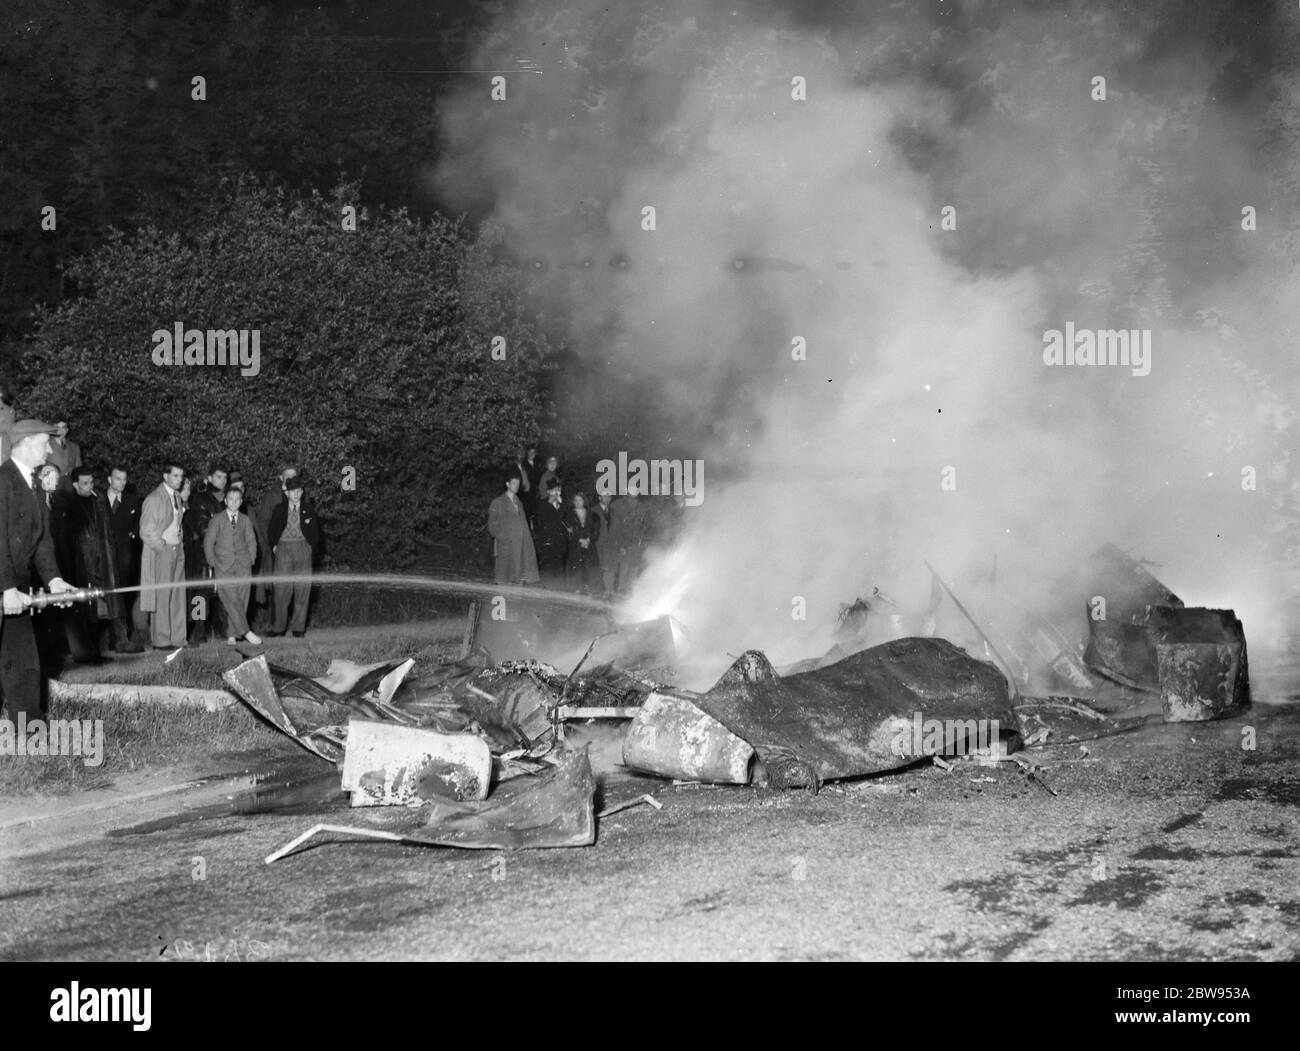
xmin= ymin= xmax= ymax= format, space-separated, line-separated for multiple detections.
xmin=434 ymin=0 xmax=1298 ymax=688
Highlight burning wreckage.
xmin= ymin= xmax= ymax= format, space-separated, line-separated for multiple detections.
xmin=223 ymin=548 xmax=1250 ymax=863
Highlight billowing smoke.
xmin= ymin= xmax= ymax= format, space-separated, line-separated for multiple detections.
xmin=433 ymin=1 xmax=1298 ymax=688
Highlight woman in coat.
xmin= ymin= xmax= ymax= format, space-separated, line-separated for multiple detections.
xmin=565 ymin=491 xmax=601 ymax=595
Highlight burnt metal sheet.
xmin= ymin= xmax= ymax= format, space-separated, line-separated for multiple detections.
xmin=405 ymin=746 xmax=596 ymax=850
xmin=1085 ymin=620 xmax=1160 ymax=690
xmin=692 ymin=637 xmax=1019 ymax=781
xmin=1082 ymin=544 xmax=1184 ymax=688
xmin=265 ymin=748 xmax=596 ymax=860
xmin=623 ymin=691 xmax=754 ymax=782
xmin=224 ymin=656 xmax=343 ymax=762
xmin=340 ymin=720 xmax=492 ymax=806
xmin=1080 ymin=544 xmax=1184 ymax=618
xmin=1148 ymin=607 xmax=1250 ymax=721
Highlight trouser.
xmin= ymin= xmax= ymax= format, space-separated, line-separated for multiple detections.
xmin=108 ymin=617 xmax=136 ymax=650
xmin=0 ymin=613 xmax=42 ymax=720
xmin=615 ymin=546 xmax=643 ymax=593
xmin=597 ymin=549 xmax=616 ymax=595
xmin=567 ymin=559 xmax=599 ymax=594
xmin=115 ymin=554 xmax=150 ymax=645
xmin=62 ymin=603 xmax=99 ymax=662
xmin=148 ymin=544 xmax=187 ymax=648
xmin=188 ymin=568 xmax=223 ymax=641
xmin=214 ymin=561 xmax=253 ymax=638
xmin=272 ymin=540 xmax=312 ymax=633
xmin=132 ymin=602 xmax=151 ymax=643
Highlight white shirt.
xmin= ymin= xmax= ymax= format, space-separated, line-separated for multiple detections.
xmin=161 ymin=488 xmax=183 ymax=546
xmin=9 ymin=457 xmax=34 ymax=489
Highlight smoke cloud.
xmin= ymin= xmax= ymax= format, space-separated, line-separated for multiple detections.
xmin=433 ymin=0 xmax=1298 ymax=687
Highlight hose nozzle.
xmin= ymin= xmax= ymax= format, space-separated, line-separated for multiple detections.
xmin=28 ymin=586 xmax=104 ymax=612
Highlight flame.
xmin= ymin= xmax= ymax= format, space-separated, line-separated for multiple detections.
xmin=619 ymin=537 xmax=699 ymax=626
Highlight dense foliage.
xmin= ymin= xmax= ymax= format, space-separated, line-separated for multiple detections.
xmin=21 ymin=178 xmax=553 ymax=568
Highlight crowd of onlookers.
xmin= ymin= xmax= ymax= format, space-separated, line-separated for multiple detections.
xmin=1 ymin=400 xmax=322 ymax=665
xmin=3 ymin=391 xmax=682 ymax=683
xmin=489 ymin=446 xmax=686 ymax=596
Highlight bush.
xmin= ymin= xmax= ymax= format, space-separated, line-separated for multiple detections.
xmin=21 ymin=177 xmax=553 ymax=569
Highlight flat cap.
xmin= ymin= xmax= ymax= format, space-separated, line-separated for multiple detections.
xmin=7 ymin=419 xmax=57 ymax=441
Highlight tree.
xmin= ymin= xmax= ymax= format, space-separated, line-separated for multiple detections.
xmin=21 ymin=177 xmax=552 ymax=569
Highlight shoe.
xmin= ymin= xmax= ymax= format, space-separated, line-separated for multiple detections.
xmin=265 ymin=630 xmax=285 ymax=638
xmin=227 ymin=636 xmax=238 ymax=646
xmin=292 ymin=631 xmax=305 ymax=638
xmin=244 ymin=631 xmax=262 ymax=645
xmin=116 ymin=640 xmax=146 ymax=654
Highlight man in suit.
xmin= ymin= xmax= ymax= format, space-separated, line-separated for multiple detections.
xmin=1 ymin=420 xmax=75 ymax=720
xmin=49 ymin=466 xmax=107 ymax=663
xmin=613 ymin=482 xmax=653 ymax=594
xmin=103 ymin=465 xmax=146 ymax=646
xmin=45 ymin=420 xmax=82 ymax=492
xmin=138 ymin=463 xmax=188 ymax=650
xmin=204 ymin=487 xmax=261 ymax=646
xmin=187 ymin=464 xmax=227 ymax=643
xmin=62 ymin=466 xmax=143 ymax=656
xmin=593 ymin=493 xmax=617 ymax=598
xmin=522 ymin=447 xmax=543 ymax=528
xmin=265 ymin=477 xmax=321 ymax=638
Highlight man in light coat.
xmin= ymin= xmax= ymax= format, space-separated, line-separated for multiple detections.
xmin=0 ymin=384 xmax=16 ymax=463
xmin=204 ymin=487 xmax=260 ymax=646
xmin=488 ymin=471 xmax=538 ymax=586
xmin=138 ymin=463 xmax=188 ymax=649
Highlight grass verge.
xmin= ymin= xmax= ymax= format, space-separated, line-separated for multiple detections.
xmin=0 ymin=623 xmax=466 ymax=797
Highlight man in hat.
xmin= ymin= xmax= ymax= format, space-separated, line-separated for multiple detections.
xmin=265 ymin=476 xmax=320 ymax=638
xmin=138 ymin=462 xmax=188 ymax=650
xmin=533 ymin=480 xmax=570 ymax=587
xmin=1 ymin=419 xmax=75 ymax=719
xmin=254 ymin=464 xmax=297 ymax=606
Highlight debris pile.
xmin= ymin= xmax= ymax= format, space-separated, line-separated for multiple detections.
xmin=223 ymin=545 xmax=1251 ymax=862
